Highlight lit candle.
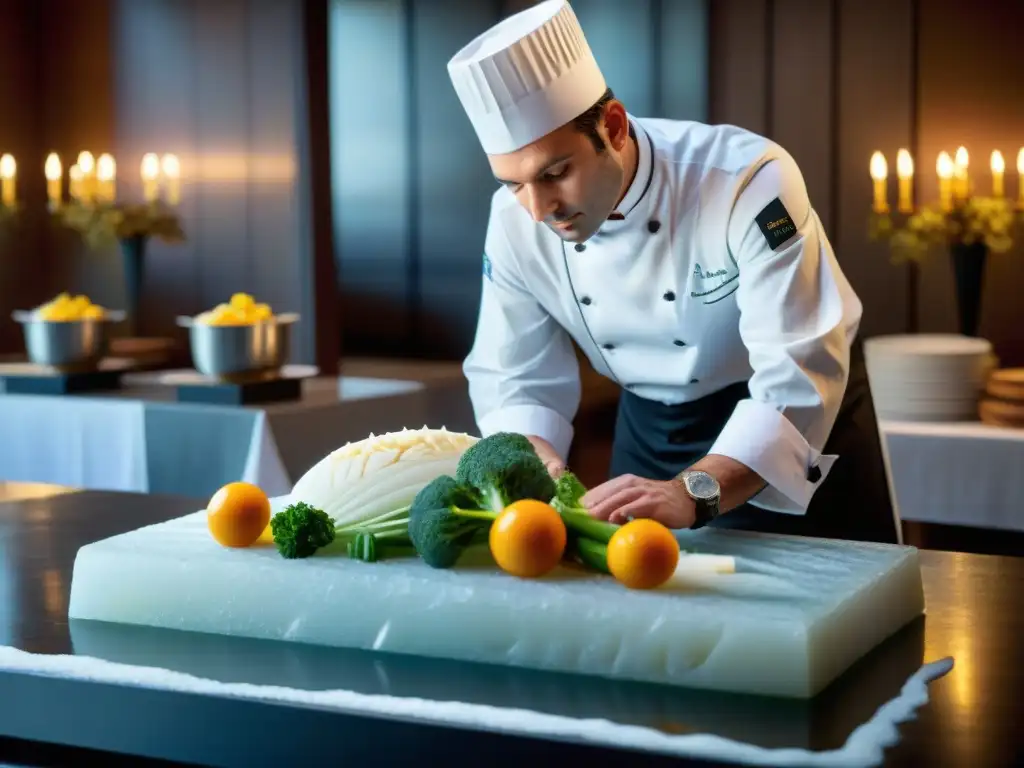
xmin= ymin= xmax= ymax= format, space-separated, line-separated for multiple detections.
xmin=870 ymin=151 xmax=888 ymax=213
xmin=140 ymin=153 xmax=160 ymax=202
xmin=44 ymin=153 xmax=62 ymax=211
xmin=896 ymin=149 xmax=914 ymax=213
xmin=937 ymin=151 xmax=954 ymax=212
xmin=990 ymin=150 xmax=1005 ymax=198
xmin=77 ymin=151 xmax=95 ymax=202
xmin=161 ymin=154 xmax=180 ymax=206
xmin=69 ymin=164 xmax=83 ymax=202
xmin=0 ymin=154 xmax=15 ymax=207
xmin=954 ymin=146 xmax=969 ymax=200
xmin=96 ymin=153 xmax=116 ymax=203
xmin=1017 ymin=148 xmax=1024 ymax=209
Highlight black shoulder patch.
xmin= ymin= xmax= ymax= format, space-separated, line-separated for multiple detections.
xmin=754 ymin=197 xmax=797 ymax=251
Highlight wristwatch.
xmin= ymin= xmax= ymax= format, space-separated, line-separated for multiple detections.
xmin=674 ymin=470 xmax=721 ymax=529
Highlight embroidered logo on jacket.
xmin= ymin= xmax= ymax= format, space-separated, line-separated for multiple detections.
xmin=482 ymin=252 xmax=493 ymax=281
xmin=754 ymin=197 xmax=797 ymax=251
xmin=690 ymin=262 xmax=738 ymax=304
xmin=693 ymin=264 xmax=728 ymax=280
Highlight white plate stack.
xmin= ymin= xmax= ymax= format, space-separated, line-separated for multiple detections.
xmin=864 ymin=334 xmax=996 ymax=422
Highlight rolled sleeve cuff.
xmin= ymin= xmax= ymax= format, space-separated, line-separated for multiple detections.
xmin=708 ymin=399 xmax=837 ymax=515
xmin=477 ymin=404 xmax=574 ymax=461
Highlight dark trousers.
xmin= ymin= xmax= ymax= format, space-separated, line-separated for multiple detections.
xmin=608 ymin=343 xmax=900 ymax=544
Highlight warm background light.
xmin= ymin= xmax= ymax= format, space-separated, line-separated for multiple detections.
xmin=140 ymin=152 xmax=161 ymax=202
xmin=870 ymin=151 xmax=888 ymax=180
xmin=76 ymin=151 xmax=95 ymax=176
xmin=96 ymin=153 xmax=116 ymax=203
xmin=68 ymin=165 xmax=84 ymax=202
xmin=44 ymin=153 xmax=61 ymax=180
xmin=870 ymin=151 xmax=888 ymax=213
xmin=0 ymin=154 xmax=16 ymax=207
xmin=990 ymin=150 xmax=1005 ymax=198
xmin=44 ymin=153 xmax=62 ymax=210
xmin=161 ymin=153 xmax=181 ymax=206
xmin=897 ymin=149 xmax=914 ymax=213
xmin=953 ymin=146 xmax=969 ymax=199
xmin=937 ymin=151 xmax=954 ymax=211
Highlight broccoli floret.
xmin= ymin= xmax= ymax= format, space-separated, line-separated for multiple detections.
xmin=550 ymin=471 xmax=618 ymax=545
xmin=270 ymin=501 xmax=416 ymax=561
xmin=456 ymin=432 xmax=556 ymax=512
xmin=408 ymin=475 xmax=498 ymax=568
xmin=552 ymin=470 xmax=588 ymax=511
xmin=270 ymin=501 xmax=336 ymax=559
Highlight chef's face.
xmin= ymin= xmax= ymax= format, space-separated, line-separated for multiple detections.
xmin=488 ymin=101 xmax=632 ymax=243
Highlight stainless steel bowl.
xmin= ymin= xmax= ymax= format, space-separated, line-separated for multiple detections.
xmin=177 ymin=313 xmax=299 ymax=379
xmin=12 ymin=310 xmax=126 ymax=370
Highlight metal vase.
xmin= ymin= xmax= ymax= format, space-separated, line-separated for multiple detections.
xmin=120 ymin=234 xmax=147 ymax=338
xmin=949 ymin=241 xmax=987 ymax=337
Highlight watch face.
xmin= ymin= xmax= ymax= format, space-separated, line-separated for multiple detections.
xmin=685 ymin=471 xmax=719 ymax=500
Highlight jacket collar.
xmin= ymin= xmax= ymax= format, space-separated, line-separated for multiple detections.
xmin=600 ymin=115 xmax=657 ymax=235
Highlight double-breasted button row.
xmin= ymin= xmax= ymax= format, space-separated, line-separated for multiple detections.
xmin=576 ymin=218 xmax=661 ymax=242
xmin=593 ymin=339 xmax=688 ymax=350
xmin=579 ymin=289 xmax=677 ymax=308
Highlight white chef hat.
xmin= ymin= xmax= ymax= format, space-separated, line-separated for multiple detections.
xmin=447 ymin=0 xmax=607 ymax=156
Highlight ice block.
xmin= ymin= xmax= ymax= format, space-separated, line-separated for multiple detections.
xmin=67 ymin=497 xmax=925 ymax=699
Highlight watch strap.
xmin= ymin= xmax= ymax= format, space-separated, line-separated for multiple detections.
xmin=675 ymin=470 xmax=721 ymax=529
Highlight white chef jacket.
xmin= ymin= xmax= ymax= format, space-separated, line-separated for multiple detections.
xmin=463 ymin=115 xmax=862 ymax=516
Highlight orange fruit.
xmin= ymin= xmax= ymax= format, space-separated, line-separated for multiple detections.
xmin=606 ymin=519 xmax=680 ymax=590
xmin=207 ymin=482 xmax=271 ymax=548
xmin=489 ymin=499 xmax=567 ymax=578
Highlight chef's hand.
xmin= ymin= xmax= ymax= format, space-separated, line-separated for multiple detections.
xmin=582 ymin=474 xmax=695 ymax=529
xmin=524 ymin=435 xmax=566 ymax=478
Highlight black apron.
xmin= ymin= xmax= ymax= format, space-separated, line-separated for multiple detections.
xmin=608 ymin=341 xmax=900 ymax=544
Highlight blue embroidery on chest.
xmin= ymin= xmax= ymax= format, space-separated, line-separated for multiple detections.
xmin=482 ymin=252 xmax=493 ymax=281
xmin=690 ymin=262 xmax=738 ymax=301
xmin=693 ymin=263 xmax=728 ymax=280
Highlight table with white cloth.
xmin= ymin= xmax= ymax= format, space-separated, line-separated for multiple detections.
xmin=0 ymin=371 xmax=477 ymax=500
xmin=881 ymin=420 xmax=1024 ymax=532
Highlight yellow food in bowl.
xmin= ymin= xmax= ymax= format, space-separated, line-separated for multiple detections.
xmin=196 ymin=293 xmax=274 ymax=326
xmin=36 ymin=292 xmax=106 ymax=321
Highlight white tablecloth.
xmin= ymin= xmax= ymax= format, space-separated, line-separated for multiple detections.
xmin=0 ymin=395 xmax=148 ymax=492
xmin=0 ymin=376 xmax=477 ymax=502
xmin=882 ymin=420 xmax=1024 ymax=531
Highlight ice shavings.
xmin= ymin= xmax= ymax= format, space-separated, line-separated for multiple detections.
xmin=0 ymin=645 xmax=951 ymax=767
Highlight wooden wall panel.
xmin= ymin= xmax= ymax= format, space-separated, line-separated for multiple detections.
xmin=0 ymin=0 xmax=115 ymax=354
xmin=0 ymin=0 xmax=44 ymax=354
xmin=707 ymin=0 xmax=1024 ymax=364
xmin=573 ymin=0 xmax=658 ymax=115
xmin=835 ymin=0 xmax=916 ymax=340
xmin=770 ymin=0 xmax=835 ymax=235
xmin=113 ymin=0 xmax=315 ymax=363
xmin=329 ymin=0 xmax=412 ymax=357
xmin=660 ymin=0 xmax=709 ymax=122
xmin=413 ymin=0 xmax=505 ymax=358
xmin=708 ymin=0 xmax=769 ymax=133
xmin=111 ymin=0 xmax=197 ymax=326
xmin=246 ymin=0 xmax=306 ymax=337
xmin=330 ymin=0 xmax=708 ymax=360
xmin=915 ymin=0 xmax=1024 ymax=364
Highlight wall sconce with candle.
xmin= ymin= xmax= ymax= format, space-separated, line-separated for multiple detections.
xmin=0 ymin=153 xmax=19 ymax=224
xmin=868 ymin=145 xmax=1022 ymax=337
xmin=48 ymin=150 xmax=186 ymax=337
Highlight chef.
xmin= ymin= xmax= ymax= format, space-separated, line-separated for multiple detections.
xmin=447 ymin=0 xmax=900 ymax=544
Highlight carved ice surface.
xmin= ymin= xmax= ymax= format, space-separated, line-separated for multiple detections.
xmin=67 ymin=497 xmax=926 ymax=699
xmin=0 ymin=646 xmax=954 ymax=768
